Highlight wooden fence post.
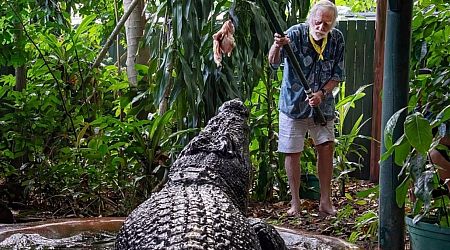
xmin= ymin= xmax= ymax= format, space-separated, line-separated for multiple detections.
xmin=369 ymin=0 xmax=387 ymax=183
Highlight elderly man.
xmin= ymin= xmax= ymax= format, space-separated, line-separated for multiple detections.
xmin=268 ymin=0 xmax=345 ymax=216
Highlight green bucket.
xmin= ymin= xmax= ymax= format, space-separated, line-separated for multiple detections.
xmin=299 ymin=174 xmax=320 ymax=200
xmin=406 ymin=216 xmax=450 ymax=250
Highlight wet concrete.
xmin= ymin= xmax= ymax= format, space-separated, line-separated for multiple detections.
xmin=0 ymin=217 xmax=360 ymax=249
xmin=275 ymin=226 xmax=361 ymax=250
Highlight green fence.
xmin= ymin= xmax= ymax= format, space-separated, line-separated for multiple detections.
xmin=337 ymin=16 xmax=376 ymax=180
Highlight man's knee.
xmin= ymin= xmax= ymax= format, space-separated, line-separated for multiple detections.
xmin=316 ymin=141 xmax=334 ymax=150
xmin=285 ymin=152 xmax=301 ymax=162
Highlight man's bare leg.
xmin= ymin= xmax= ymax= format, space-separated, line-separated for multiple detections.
xmin=316 ymin=141 xmax=336 ymax=215
xmin=430 ymin=136 xmax=450 ymax=190
xmin=430 ymin=149 xmax=450 ymax=190
xmin=285 ymin=152 xmax=302 ymax=216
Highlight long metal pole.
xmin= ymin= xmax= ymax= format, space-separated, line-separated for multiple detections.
xmin=378 ymin=1 xmax=413 ymax=249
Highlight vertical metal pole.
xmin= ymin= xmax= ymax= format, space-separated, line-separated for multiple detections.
xmin=379 ymin=1 xmax=413 ymax=249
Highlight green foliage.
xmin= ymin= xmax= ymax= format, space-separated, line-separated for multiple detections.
xmin=248 ymin=69 xmax=288 ymax=201
xmin=0 ymin=4 xmax=191 ymax=216
xmin=335 ymin=0 xmax=376 ymax=13
xmin=0 ymin=62 xmax=188 ymax=215
xmin=334 ymin=82 xmax=371 ymax=188
xmin=380 ymin=1 xmax=450 ymax=226
xmin=0 ymin=59 xmax=184 ymax=216
xmin=0 ymin=1 xmax=32 ymax=67
xmin=300 ymin=140 xmax=317 ymax=175
xmin=409 ymin=2 xmax=450 ymax=115
xmin=404 ymin=113 xmax=433 ymax=155
xmin=434 ymin=195 xmax=450 ymax=227
xmin=351 ymin=210 xmax=378 ymax=243
xmin=144 ymin=0 xmax=273 ymax=129
xmin=331 ymin=187 xmax=379 ymax=243
xmin=281 ymin=0 xmax=310 ymax=26
xmin=382 ymin=107 xmax=450 ymax=224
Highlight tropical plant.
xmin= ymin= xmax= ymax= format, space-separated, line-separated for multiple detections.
xmin=335 ymin=0 xmax=376 ymax=12
xmin=330 ymin=184 xmax=379 ymax=243
xmin=409 ymin=1 xmax=450 ymax=115
xmin=248 ymin=68 xmax=288 ymax=201
xmin=143 ymin=0 xmax=272 ymax=130
xmin=348 ymin=210 xmax=378 ymax=243
xmin=333 ymin=82 xmax=371 ymax=195
xmin=382 ymin=105 xmax=450 ymax=224
xmin=379 ymin=0 xmax=450 ymax=226
xmin=0 ymin=60 xmax=194 ymax=215
xmin=0 ymin=4 xmax=187 ymax=215
xmin=349 ymin=185 xmax=379 ymax=243
xmin=300 ymin=140 xmax=318 ymax=175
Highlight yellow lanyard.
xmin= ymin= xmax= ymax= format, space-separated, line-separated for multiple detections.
xmin=309 ymin=33 xmax=327 ymax=60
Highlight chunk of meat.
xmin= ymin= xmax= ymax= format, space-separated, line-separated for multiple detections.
xmin=213 ymin=20 xmax=236 ymax=67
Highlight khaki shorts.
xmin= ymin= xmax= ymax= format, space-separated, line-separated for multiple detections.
xmin=278 ymin=112 xmax=335 ymax=153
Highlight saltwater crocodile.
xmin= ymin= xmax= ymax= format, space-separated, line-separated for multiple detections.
xmin=116 ymin=99 xmax=286 ymax=249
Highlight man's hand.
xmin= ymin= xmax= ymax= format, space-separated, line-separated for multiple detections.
xmin=307 ymin=91 xmax=324 ymax=107
xmin=268 ymin=33 xmax=290 ymax=64
xmin=273 ymin=33 xmax=290 ymax=48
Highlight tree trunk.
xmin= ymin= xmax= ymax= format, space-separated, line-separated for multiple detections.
xmin=114 ymin=0 xmax=122 ymax=70
xmin=15 ymin=66 xmax=26 ymax=91
xmin=14 ymin=23 xmax=26 ymax=91
xmin=92 ymin=0 xmax=140 ymax=69
xmin=124 ymin=0 xmax=148 ymax=87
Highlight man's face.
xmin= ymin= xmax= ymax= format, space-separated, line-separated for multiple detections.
xmin=310 ymin=8 xmax=334 ymax=40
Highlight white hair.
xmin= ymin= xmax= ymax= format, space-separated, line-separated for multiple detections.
xmin=306 ymin=0 xmax=338 ymax=29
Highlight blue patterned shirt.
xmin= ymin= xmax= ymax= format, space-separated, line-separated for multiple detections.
xmin=273 ymin=23 xmax=345 ymax=120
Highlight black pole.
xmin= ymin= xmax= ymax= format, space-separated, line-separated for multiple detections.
xmin=260 ymin=0 xmax=326 ymax=126
xmin=379 ymin=1 xmax=413 ymax=249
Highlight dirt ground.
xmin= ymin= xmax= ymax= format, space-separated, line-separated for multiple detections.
xmin=249 ymin=179 xmax=381 ymax=249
